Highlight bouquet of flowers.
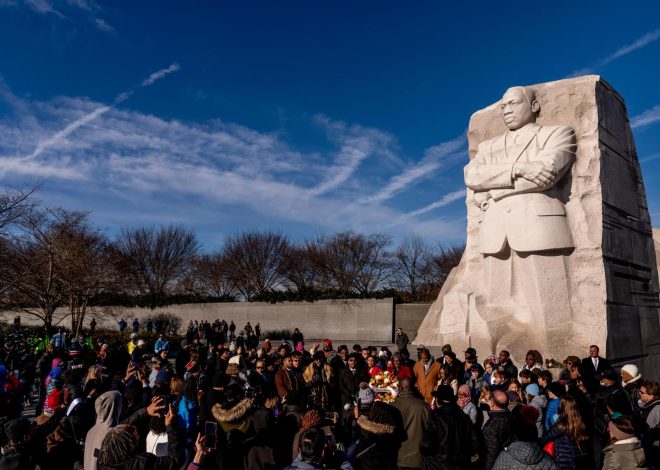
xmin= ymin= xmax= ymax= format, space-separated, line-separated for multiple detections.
xmin=369 ymin=370 xmax=400 ymax=403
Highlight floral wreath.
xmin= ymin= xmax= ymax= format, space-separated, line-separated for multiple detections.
xmin=369 ymin=371 xmax=399 ymax=403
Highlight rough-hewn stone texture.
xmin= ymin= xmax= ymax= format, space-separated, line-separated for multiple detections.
xmin=415 ymin=76 xmax=660 ymax=378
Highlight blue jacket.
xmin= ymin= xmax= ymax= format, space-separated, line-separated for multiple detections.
xmin=545 ymin=398 xmax=560 ymax=431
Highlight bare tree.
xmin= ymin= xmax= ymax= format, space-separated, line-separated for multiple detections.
xmin=309 ymin=231 xmax=392 ymax=296
xmin=390 ymin=233 xmax=439 ymax=301
xmin=278 ymin=243 xmax=321 ymax=293
xmin=1 ymin=208 xmax=89 ymax=330
xmin=57 ymin=226 xmax=116 ymax=335
xmin=433 ymin=244 xmax=465 ymax=277
xmin=222 ymin=231 xmax=289 ymax=300
xmin=113 ymin=225 xmax=200 ymax=308
xmin=184 ymin=252 xmax=237 ymax=300
xmin=0 ymin=186 xmax=36 ymax=234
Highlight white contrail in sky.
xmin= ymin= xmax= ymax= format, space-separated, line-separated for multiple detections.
xmin=406 ymin=188 xmax=466 ymax=217
xmin=25 ymin=62 xmax=180 ymax=160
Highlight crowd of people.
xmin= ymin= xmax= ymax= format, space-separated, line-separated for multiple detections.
xmin=0 ymin=319 xmax=657 ymax=470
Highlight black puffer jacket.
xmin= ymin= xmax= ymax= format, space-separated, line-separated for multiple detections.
xmin=541 ymin=426 xmax=577 ymax=470
xmin=482 ymin=410 xmax=514 ymax=470
xmin=493 ymin=441 xmax=559 ymax=470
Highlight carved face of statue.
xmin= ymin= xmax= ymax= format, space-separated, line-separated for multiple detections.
xmin=500 ymin=87 xmax=538 ymax=131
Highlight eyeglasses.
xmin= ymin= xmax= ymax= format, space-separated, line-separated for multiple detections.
xmin=640 ymin=389 xmax=650 ymax=395
xmin=255 ymin=366 xmax=264 ymax=370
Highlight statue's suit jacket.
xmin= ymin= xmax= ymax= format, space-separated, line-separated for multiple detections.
xmin=464 ymin=123 xmax=576 ymax=255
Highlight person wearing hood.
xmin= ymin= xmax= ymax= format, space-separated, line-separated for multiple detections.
xmin=354 ymin=400 xmax=404 ymax=470
xmin=85 ymin=391 xmax=124 ymax=470
xmin=85 ymin=391 xmax=166 ymax=470
xmin=211 ymin=383 xmax=256 ymax=470
xmin=601 ymin=416 xmax=648 ymax=470
xmin=620 ymin=364 xmax=643 ymax=413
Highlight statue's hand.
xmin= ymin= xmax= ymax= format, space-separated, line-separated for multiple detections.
xmin=514 ymin=161 xmax=556 ymax=187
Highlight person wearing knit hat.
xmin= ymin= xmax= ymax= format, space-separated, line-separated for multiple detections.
xmin=602 ymin=415 xmax=648 ymax=469
xmin=620 ymin=364 xmax=643 ymax=412
xmin=358 ymin=382 xmax=375 ymax=413
xmin=355 ymin=401 xmax=404 ymax=470
xmin=524 ymin=383 xmax=547 ymax=439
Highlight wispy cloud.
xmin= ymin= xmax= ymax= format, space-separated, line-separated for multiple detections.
xmin=1 ymin=0 xmax=114 ymax=33
xmin=142 ymin=63 xmax=181 ymax=86
xmin=24 ymin=63 xmax=181 ymax=160
xmin=640 ymin=152 xmax=660 ymax=164
xmin=307 ymin=115 xmax=397 ymax=196
xmin=0 ymin=88 xmax=465 ymax=242
xmin=364 ymin=133 xmax=466 ymax=204
xmin=24 ymin=0 xmax=64 ymax=16
xmin=631 ymin=103 xmax=660 ymax=130
xmin=405 ymin=189 xmax=466 ymax=218
xmin=568 ymin=28 xmax=660 ymax=77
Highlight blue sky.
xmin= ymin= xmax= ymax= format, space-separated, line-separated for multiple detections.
xmin=0 ymin=1 xmax=659 ymax=250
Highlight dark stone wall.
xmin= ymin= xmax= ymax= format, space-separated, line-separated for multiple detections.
xmin=598 ymin=79 xmax=660 ymax=377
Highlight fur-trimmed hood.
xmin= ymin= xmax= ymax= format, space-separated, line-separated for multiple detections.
xmin=303 ymin=363 xmax=333 ymax=384
xmin=357 ymin=414 xmax=395 ymax=435
xmin=212 ymin=398 xmax=254 ymax=423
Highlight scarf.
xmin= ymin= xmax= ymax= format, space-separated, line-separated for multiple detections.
xmin=457 ymin=384 xmax=471 ymax=409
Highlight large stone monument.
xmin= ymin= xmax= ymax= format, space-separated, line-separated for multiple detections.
xmin=415 ymin=76 xmax=660 ymax=377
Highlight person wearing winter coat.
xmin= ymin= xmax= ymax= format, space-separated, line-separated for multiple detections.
xmin=525 ymin=384 xmax=547 ymax=439
xmin=85 ymin=391 xmax=167 ymax=470
xmin=541 ymin=395 xmax=592 ymax=470
xmin=481 ymin=390 xmax=515 ymax=470
xmin=493 ymin=403 xmax=558 ymax=469
xmin=544 ymin=382 xmax=565 ymax=432
xmin=354 ymin=401 xmax=405 ymax=470
xmin=601 ymin=416 xmax=649 ymax=470
xmin=302 ymin=352 xmax=334 ymax=411
xmin=96 ymin=404 xmax=183 ymax=470
xmin=420 ymin=385 xmax=474 ymax=470
xmin=493 ymin=441 xmax=559 ymax=470
xmin=457 ymin=384 xmax=478 ymax=425
xmin=392 ymin=378 xmax=429 ymax=469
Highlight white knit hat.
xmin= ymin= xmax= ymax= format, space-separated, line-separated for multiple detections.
xmin=621 ymin=364 xmax=641 ymax=382
xmin=228 ymin=355 xmax=241 ymax=365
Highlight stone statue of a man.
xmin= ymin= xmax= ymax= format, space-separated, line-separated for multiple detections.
xmin=464 ymin=86 xmax=576 ymax=347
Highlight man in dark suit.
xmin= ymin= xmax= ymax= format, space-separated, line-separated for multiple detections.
xmin=580 ymin=344 xmax=611 ymax=386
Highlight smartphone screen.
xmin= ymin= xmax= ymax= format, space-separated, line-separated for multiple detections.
xmin=205 ymin=421 xmax=217 ymax=450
